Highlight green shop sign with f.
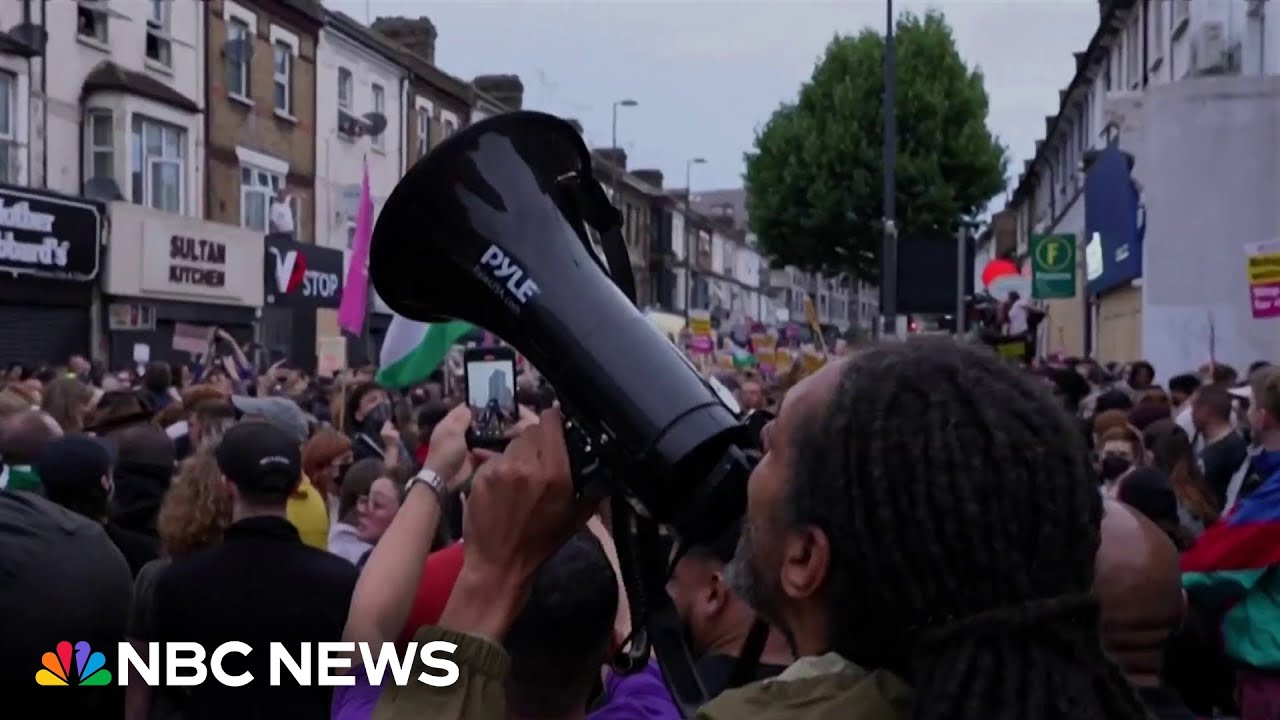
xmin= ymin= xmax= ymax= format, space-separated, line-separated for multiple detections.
xmin=1031 ymin=234 xmax=1077 ymax=299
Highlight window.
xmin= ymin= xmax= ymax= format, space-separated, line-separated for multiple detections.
xmin=146 ymin=0 xmax=172 ymax=67
xmin=273 ymin=41 xmax=292 ymax=114
xmin=371 ymin=83 xmax=385 ymax=150
xmin=240 ymin=166 xmax=282 ymax=231
xmin=242 ymin=166 xmax=300 ymax=235
xmin=87 ymin=110 xmax=113 ymax=180
xmin=338 ymin=67 xmax=353 ymax=110
xmin=1173 ymin=0 xmax=1190 ymax=31
xmin=130 ymin=116 xmax=184 ymax=214
xmin=1126 ymin=18 xmax=1141 ymax=87
xmin=0 ymin=73 xmax=15 ymax=183
xmin=417 ymin=107 xmax=431 ymax=156
xmin=443 ymin=119 xmax=456 ymax=138
xmin=1150 ymin=0 xmax=1164 ymax=61
xmin=78 ymin=2 xmax=108 ymax=44
xmin=226 ymin=18 xmax=250 ymax=100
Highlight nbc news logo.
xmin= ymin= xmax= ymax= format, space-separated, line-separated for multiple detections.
xmin=35 ymin=641 xmax=112 ymax=686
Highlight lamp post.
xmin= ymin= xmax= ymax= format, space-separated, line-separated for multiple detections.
xmin=880 ymin=0 xmax=898 ymax=338
xmin=683 ymin=157 xmax=706 ymax=323
xmin=611 ymin=99 xmax=638 ymax=149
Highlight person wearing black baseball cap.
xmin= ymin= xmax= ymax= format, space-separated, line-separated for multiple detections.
xmin=151 ymin=421 xmax=358 ymax=720
xmin=37 ymin=434 xmax=158 ymax=576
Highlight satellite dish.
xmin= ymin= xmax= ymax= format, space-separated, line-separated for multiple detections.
xmin=9 ymin=22 xmax=47 ymax=52
xmin=83 ymin=177 xmax=124 ymax=203
xmin=362 ymin=112 xmax=387 ymax=138
xmin=222 ymin=37 xmax=253 ymax=63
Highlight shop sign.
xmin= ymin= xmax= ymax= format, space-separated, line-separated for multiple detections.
xmin=0 ymin=185 xmax=101 ymax=281
xmin=128 ymin=208 xmax=262 ymax=306
xmin=168 ymin=234 xmax=228 ymax=289
xmin=1084 ymin=143 xmax=1143 ymax=296
xmin=1030 ymin=234 xmax=1077 ymax=299
xmin=265 ymin=235 xmax=343 ymax=308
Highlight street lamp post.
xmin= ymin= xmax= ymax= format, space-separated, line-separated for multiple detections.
xmin=881 ymin=0 xmax=898 ymax=338
xmin=611 ymin=99 xmax=638 ymax=149
xmin=684 ymin=157 xmax=706 ymax=323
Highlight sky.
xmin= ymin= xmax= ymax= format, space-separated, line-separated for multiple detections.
xmin=324 ymin=0 xmax=1098 ymax=208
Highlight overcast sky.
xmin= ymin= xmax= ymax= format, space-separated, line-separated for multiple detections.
xmin=325 ymin=0 xmax=1097 ymax=206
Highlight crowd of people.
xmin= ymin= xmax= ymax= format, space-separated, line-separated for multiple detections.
xmin=0 ymin=339 xmax=1278 ymax=720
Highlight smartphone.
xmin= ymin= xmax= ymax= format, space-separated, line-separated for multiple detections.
xmin=464 ymin=346 xmax=517 ymax=448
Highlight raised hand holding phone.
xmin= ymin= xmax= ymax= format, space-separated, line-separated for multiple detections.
xmin=463 ymin=346 xmax=518 ymax=451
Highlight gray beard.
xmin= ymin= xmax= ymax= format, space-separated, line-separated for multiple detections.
xmin=723 ymin=522 xmax=800 ymax=659
xmin=724 ymin=523 xmax=766 ymax=609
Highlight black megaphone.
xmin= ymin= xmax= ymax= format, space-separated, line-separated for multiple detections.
xmin=369 ymin=110 xmax=751 ymax=545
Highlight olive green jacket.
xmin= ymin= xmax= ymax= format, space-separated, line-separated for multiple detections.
xmin=372 ymin=628 xmax=913 ymax=720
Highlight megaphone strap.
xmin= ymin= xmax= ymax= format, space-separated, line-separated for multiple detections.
xmin=564 ymin=174 xmax=636 ymax=305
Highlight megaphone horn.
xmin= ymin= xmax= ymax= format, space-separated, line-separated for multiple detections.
xmin=370 ymin=111 xmax=749 ymax=536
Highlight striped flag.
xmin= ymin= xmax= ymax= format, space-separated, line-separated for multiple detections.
xmin=376 ymin=315 xmax=474 ymax=389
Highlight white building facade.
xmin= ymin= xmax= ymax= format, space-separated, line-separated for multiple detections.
xmin=47 ymin=0 xmax=206 ymax=211
xmin=314 ymin=15 xmax=406 ymax=251
xmin=1009 ymin=0 xmax=1280 ymax=371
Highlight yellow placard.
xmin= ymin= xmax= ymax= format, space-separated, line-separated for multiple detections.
xmin=801 ymin=348 xmax=826 ymax=376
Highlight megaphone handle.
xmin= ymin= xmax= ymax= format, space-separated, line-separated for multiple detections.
xmin=563 ymin=417 xmax=616 ymax=500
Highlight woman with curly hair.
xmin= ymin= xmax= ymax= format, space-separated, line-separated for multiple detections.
xmin=125 ymin=450 xmax=231 ymax=720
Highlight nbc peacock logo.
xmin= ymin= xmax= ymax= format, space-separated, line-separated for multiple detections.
xmin=35 ymin=640 xmax=113 ymax=686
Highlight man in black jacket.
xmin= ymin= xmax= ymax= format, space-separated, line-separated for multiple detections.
xmin=152 ymin=421 xmax=358 ymax=720
xmin=0 ymin=490 xmax=132 ymax=719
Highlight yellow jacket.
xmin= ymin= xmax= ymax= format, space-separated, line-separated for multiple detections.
xmin=286 ymin=475 xmax=330 ymax=551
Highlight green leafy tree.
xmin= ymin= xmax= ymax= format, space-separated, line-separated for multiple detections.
xmin=744 ymin=10 xmax=1007 ymax=280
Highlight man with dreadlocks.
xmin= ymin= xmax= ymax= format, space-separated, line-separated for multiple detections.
xmin=698 ymin=338 xmax=1151 ymax=720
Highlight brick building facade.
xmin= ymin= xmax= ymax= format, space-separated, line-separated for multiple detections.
xmin=205 ymin=0 xmax=323 ymax=242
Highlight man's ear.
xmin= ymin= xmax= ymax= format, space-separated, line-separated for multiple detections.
xmin=706 ymin=571 xmax=732 ymax=616
xmin=779 ymin=525 xmax=830 ymax=602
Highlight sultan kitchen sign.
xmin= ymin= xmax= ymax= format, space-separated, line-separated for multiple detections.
xmin=0 ymin=185 xmax=101 ymax=281
xmin=133 ymin=211 xmax=263 ymax=306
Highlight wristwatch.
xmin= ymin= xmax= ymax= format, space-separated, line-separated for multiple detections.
xmin=406 ymin=466 xmax=450 ymax=507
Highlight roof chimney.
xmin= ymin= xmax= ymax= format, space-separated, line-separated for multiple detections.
xmin=473 ymin=74 xmax=524 ymax=111
xmin=592 ymin=147 xmax=627 ymax=171
xmin=632 ymin=169 xmax=663 ymax=188
xmin=371 ymin=16 xmax=437 ymax=65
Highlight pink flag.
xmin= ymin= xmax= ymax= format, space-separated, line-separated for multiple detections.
xmin=339 ymin=159 xmax=374 ymax=335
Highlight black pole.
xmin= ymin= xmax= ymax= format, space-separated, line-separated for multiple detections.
xmin=880 ymin=0 xmax=898 ymax=338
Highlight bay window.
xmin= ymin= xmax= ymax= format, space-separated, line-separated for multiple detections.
xmin=87 ymin=109 xmax=113 ymax=181
xmin=131 ymin=115 xmax=184 ymax=214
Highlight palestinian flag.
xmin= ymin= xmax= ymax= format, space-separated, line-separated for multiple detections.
xmin=376 ymin=316 xmax=473 ymax=389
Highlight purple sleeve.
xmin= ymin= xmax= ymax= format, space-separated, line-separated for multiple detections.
xmin=331 ymin=666 xmax=382 ymax=720
xmin=589 ymin=658 xmax=682 ymax=720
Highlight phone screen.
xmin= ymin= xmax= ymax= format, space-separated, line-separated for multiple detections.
xmin=466 ymin=355 xmax=517 ymax=438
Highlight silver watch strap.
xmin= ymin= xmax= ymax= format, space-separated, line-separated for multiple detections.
xmin=409 ymin=467 xmax=448 ymax=506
